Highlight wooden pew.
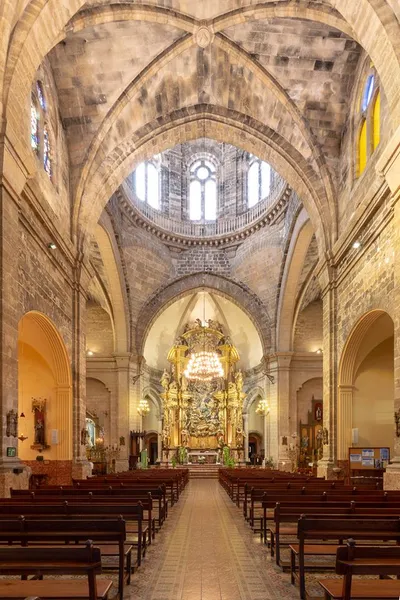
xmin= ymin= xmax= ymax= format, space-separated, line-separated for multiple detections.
xmin=0 ymin=517 xmax=130 ymax=599
xmin=293 ymin=517 xmax=400 ymax=599
xmin=0 ymin=502 xmax=145 ymax=569
xmin=319 ymin=539 xmax=400 ymax=600
xmin=261 ymin=496 xmax=400 ymax=546
xmin=0 ymin=540 xmax=112 ymax=599
xmin=272 ymin=503 xmax=400 ymax=567
xmin=13 ymin=484 xmax=168 ymax=528
xmin=7 ymin=491 xmax=156 ymax=544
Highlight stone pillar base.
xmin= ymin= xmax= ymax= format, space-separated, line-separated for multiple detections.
xmin=114 ymin=459 xmax=129 ymax=473
xmin=71 ymin=459 xmax=92 ymax=481
xmin=317 ymin=459 xmax=337 ymax=479
xmin=384 ymin=462 xmax=400 ymax=489
xmin=278 ymin=459 xmax=292 ymax=472
xmin=0 ymin=459 xmax=31 ymax=498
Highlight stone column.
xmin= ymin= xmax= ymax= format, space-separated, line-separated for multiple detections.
xmin=243 ymin=413 xmax=249 ymax=463
xmin=377 ymin=127 xmax=400 ymax=489
xmin=71 ymin=256 xmax=92 ymax=481
xmin=337 ymin=385 xmax=354 ymax=460
xmin=268 ymin=353 xmax=293 ymax=470
xmin=114 ymin=353 xmax=132 ymax=472
xmin=316 ymin=260 xmax=337 ymax=479
xmin=0 ymin=144 xmax=31 ymax=495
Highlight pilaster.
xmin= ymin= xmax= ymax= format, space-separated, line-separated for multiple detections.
xmin=377 ymin=127 xmax=400 ymax=488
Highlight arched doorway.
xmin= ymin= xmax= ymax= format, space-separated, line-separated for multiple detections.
xmin=337 ymin=310 xmax=394 ymax=468
xmin=18 ymin=312 xmax=72 ymax=485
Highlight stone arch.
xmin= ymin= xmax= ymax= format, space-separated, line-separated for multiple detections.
xmin=276 ymin=210 xmax=315 ymax=351
xmin=94 ymin=219 xmax=130 ymax=353
xmin=136 ymin=273 xmax=271 ymax=358
xmin=18 ymin=311 xmax=72 ymax=463
xmin=337 ymin=309 xmax=394 ymax=459
xmin=142 ymin=386 xmax=163 ymax=419
xmin=243 ymin=386 xmax=265 ymax=414
xmin=77 ymin=109 xmax=331 ymax=255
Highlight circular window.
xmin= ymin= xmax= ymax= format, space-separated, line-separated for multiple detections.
xmin=196 ymin=166 xmax=210 ymax=181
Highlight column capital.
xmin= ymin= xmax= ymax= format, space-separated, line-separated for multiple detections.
xmin=112 ymin=353 xmax=133 ymax=369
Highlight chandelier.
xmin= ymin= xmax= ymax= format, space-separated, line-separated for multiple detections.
xmin=137 ymin=398 xmax=150 ymax=416
xmin=255 ymin=398 xmax=270 ymax=416
xmin=184 ymin=346 xmax=224 ymax=382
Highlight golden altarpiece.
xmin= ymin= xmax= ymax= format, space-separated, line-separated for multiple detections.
xmin=160 ymin=319 xmax=246 ymax=463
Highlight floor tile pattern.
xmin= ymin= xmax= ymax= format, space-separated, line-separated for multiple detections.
xmin=128 ymin=479 xmax=298 ymax=600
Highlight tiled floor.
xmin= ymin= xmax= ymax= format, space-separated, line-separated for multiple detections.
xmin=128 ymin=479 xmax=298 ymax=600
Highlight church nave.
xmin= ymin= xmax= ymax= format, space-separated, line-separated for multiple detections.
xmin=129 ymin=479 xmax=297 ymax=600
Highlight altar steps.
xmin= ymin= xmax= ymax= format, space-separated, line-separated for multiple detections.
xmin=187 ymin=464 xmax=220 ymax=479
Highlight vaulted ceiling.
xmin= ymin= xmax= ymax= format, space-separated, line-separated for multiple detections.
xmin=40 ymin=0 xmax=369 ymax=242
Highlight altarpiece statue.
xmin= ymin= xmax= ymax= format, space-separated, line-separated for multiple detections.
xmin=160 ymin=320 xmax=246 ymax=461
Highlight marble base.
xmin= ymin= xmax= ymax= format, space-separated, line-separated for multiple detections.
xmin=0 ymin=458 xmax=31 ymax=497
xmin=384 ymin=465 xmax=400 ymax=490
xmin=317 ymin=459 xmax=337 ymax=479
xmin=71 ymin=459 xmax=92 ymax=481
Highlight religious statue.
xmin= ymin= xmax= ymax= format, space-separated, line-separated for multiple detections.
xmin=235 ymin=426 xmax=244 ymax=448
xmin=6 ymin=409 xmax=18 ymax=438
xmin=161 ymin=369 xmax=171 ymax=390
xmin=322 ymin=427 xmax=329 ymax=445
xmin=217 ymin=430 xmax=225 ymax=448
xmin=235 ymin=370 xmax=243 ymax=393
xmin=31 ymin=398 xmax=48 ymax=450
xmin=181 ymin=429 xmax=189 ymax=448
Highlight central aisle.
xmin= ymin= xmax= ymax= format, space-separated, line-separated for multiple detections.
xmin=129 ymin=479 xmax=298 ymax=600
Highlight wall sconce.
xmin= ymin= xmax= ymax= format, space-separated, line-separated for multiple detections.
xmin=48 ymin=242 xmax=57 ymax=250
xmin=18 ymin=434 xmax=28 ymax=442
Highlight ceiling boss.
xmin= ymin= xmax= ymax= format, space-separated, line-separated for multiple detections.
xmin=160 ymin=319 xmax=246 ymax=463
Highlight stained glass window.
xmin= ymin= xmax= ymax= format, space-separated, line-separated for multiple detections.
xmin=189 ymin=159 xmax=217 ymax=221
xmin=133 ymin=161 xmax=160 ymax=209
xmin=30 ymin=101 xmax=39 ymax=152
xmin=247 ymin=159 xmax=271 ymax=207
xmin=43 ymin=125 xmax=52 ymax=179
xmin=36 ymin=81 xmax=46 ymax=111
xmin=361 ymin=74 xmax=374 ymax=112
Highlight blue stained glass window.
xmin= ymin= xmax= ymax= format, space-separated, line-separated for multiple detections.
xmin=31 ymin=101 xmax=39 ymax=152
xmin=43 ymin=125 xmax=51 ymax=179
xmin=362 ymin=74 xmax=375 ymax=112
xmin=36 ymin=81 xmax=46 ymax=111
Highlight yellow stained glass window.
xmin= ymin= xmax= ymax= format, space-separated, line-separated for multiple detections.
xmin=373 ymin=90 xmax=381 ymax=150
xmin=359 ymin=120 xmax=367 ymax=176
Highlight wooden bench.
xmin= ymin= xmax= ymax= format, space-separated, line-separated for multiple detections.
xmin=319 ymin=539 xmax=400 ymax=600
xmin=0 ymin=502 xmax=146 ymax=569
xmin=13 ymin=485 xmax=169 ymax=528
xmin=0 ymin=517 xmax=130 ymax=599
xmin=262 ymin=497 xmax=400 ymax=548
xmin=6 ymin=491 xmax=156 ymax=544
xmin=271 ymin=503 xmax=400 ymax=565
xmin=0 ymin=540 xmax=112 ymax=599
xmin=292 ymin=517 xmax=400 ymax=599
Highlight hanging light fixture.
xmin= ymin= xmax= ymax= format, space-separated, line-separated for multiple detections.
xmin=184 ymin=337 xmax=224 ymax=381
xmin=137 ymin=398 xmax=150 ymax=416
xmin=255 ymin=398 xmax=270 ymax=416
xmin=184 ymin=139 xmax=224 ymax=383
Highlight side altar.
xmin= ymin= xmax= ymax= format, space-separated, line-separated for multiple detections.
xmin=160 ymin=319 xmax=246 ymax=463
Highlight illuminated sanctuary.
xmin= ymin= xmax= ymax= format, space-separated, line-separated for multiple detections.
xmin=160 ymin=318 xmax=245 ymax=463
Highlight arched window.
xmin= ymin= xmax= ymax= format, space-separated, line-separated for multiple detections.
xmin=30 ymin=98 xmax=39 ymax=153
xmin=357 ymin=69 xmax=380 ymax=178
xmin=30 ymin=80 xmax=53 ymax=182
xmin=189 ymin=159 xmax=217 ymax=220
xmin=247 ymin=158 xmax=271 ymax=208
xmin=133 ymin=161 xmax=160 ymax=209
